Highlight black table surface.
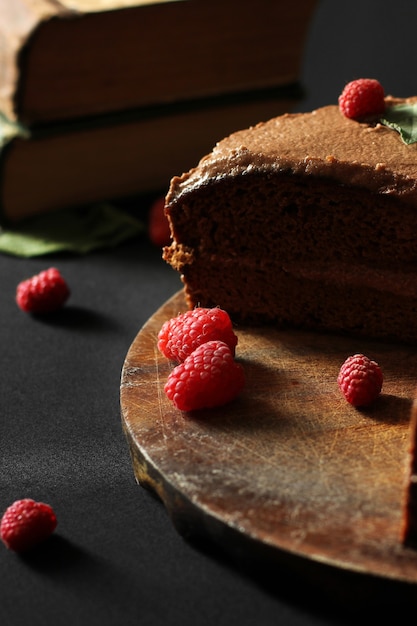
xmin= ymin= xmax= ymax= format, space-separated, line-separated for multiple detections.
xmin=3 ymin=1 xmax=417 ymax=624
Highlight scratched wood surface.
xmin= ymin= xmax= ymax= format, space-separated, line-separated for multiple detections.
xmin=120 ymin=290 xmax=417 ymax=584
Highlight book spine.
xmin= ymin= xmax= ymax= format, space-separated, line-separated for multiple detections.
xmin=0 ymin=0 xmax=73 ymax=122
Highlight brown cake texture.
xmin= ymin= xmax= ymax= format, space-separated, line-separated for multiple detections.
xmin=163 ymin=96 xmax=417 ymax=343
xmin=163 ymin=95 xmax=417 ymax=550
xmin=402 ymin=395 xmax=417 ymax=547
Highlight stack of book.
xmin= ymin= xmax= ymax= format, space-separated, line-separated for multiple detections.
xmin=0 ymin=0 xmax=317 ymax=223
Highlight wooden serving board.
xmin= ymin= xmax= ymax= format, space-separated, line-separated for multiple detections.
xmin=120 ymin=290 xmax=417 ymax=584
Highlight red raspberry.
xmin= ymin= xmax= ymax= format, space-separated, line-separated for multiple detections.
xmin=16 ymin=267 xmax=70 ymax=313
xmin=337 ymin=354 xmax=383 ymax=407
xmin=158 ymin=307 xmax=238 ymax=362
xmin=0 ymin=499 xmax=57 ymax=552
xmin=164 ymin=340 xmax=245 ymax=411
xmin=338 ymin=78 xmax=385 ymax=120
xmin=148 ymin=196 xmax=171 ymax=247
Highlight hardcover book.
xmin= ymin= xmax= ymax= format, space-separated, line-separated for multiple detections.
xmin=0 ymin=0 xmax=317 ymax=126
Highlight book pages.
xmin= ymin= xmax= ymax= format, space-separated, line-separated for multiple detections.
xmin=59 ymin=0 xmax=182 ymax=11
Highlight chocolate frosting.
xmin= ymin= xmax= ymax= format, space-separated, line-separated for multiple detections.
xmin=167 ymin=97 xmax=417 ymax=206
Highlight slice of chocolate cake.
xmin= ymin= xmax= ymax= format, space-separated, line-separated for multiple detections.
xmin=402 ymin=396 xmax=417 ymax=547
xmin=163 ymin=95 xmax=417 ymax=343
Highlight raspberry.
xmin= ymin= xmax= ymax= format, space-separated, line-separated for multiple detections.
xmin=16 ymin=267 xmax=70 ymax=313
xmin=164 ymin=340 xmax=245 ymax=411
xmin=0 ymin=499 xmax=57 ymax=552
xmin=337 ymin=353 xmax=383 ymax=407
xmin=338 ymin=78 xmax=385 ymax=120
xmin=148 ymin=196 xmax=171 ymax=247
xmin=158 ymin=307 xmax=238 ymax=362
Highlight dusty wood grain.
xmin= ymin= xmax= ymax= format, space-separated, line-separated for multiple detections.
xmin=120 ymin=290 xmax=417 ymax=583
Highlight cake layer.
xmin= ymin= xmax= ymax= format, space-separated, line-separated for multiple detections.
xmin=164 ymin=97 xmax=417 ymax=342
xmin=402 ymin=396 xmax=417 ymax=547
xmin=168 ymin=97 xmax=417 ymax=204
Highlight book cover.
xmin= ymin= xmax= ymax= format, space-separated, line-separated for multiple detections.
xmin=0 ymin=85 xmax=302 ymax=222
xmin=0 ymin=0 xmax=317 ymax=125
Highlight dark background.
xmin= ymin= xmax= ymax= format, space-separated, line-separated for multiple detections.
xmin=2 ymin=1 xmax=417 ymax=624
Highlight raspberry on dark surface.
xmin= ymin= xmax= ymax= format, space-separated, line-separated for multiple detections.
xmin=148 ymin=196 xmax=171 ymax=247
xmin=16 ymin=267 xmax=70 ymax=314
xmin=0 ymin=499 xmax=57 ymax=552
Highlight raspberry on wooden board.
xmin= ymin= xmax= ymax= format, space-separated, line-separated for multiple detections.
xmin=158 ymin=307 xmax=238 ymax=362
xmin=337 ymin=353 xmax=383 ymax=407
xmin=164 ymin=340 xmax=245 ymax=411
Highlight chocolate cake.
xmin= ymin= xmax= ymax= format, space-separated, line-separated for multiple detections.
xmin=402 ymin=396 xmax=417 ymax=547
xmin=163 ymin=89 xmax=417 ymax=549
xmin=163 ymin=96 xmax=417 ymax=343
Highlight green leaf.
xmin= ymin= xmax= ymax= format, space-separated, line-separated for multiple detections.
xmin=380 ymin=103 xmax=417 ymax=144
xmin=0 ymin=203 xmax=144 ymax=257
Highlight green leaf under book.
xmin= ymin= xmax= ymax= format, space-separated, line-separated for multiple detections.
xmin=380 ymin=103 xmax=417 ymax=145
xmin=0 ymin=203 xmax=144 ymax=257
